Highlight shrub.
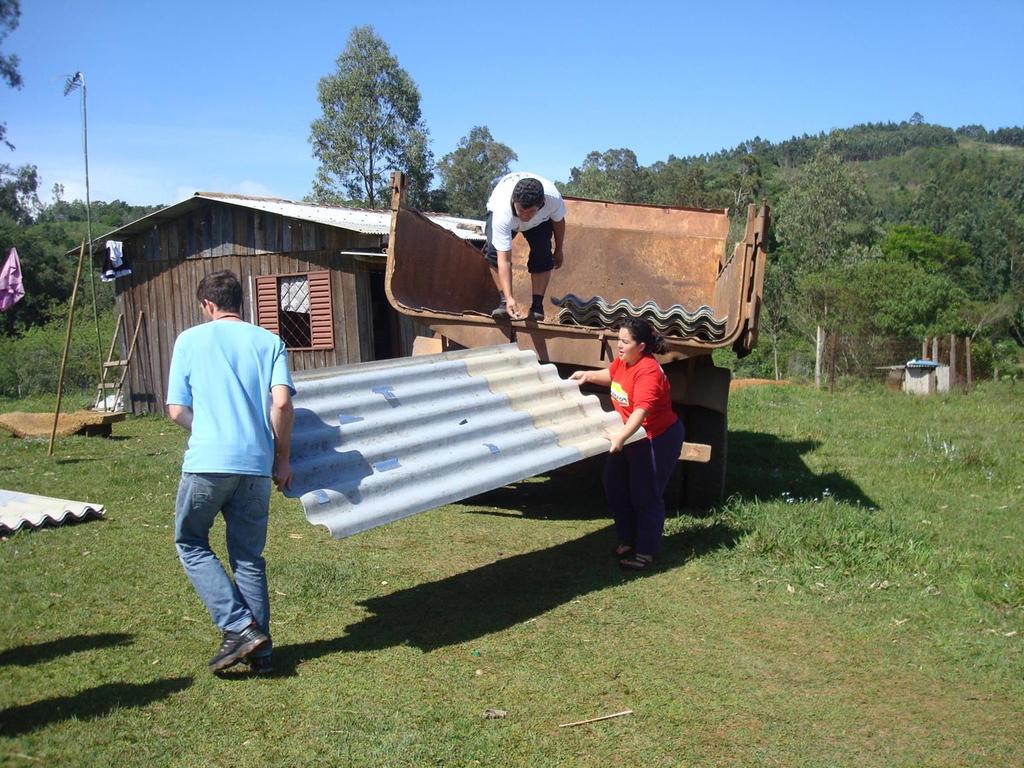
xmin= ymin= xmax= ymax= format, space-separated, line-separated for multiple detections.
xmin=0 ymin=309 xmax=117 ymax=397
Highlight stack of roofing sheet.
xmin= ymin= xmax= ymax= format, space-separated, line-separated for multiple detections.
xmin=550 ymin=294 xmax=729 ymax=342
xmin=287 ymin=344 xmax=642 ymax=539
xmin=0 ymin=490 xmax=105 ymax=533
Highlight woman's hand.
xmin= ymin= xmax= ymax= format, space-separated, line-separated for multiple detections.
xmin=608 ymin=432 xmax=627 ymax=453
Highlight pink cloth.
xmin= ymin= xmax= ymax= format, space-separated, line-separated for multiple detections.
xmin=0 ymin=247 xmax=25 ymax=312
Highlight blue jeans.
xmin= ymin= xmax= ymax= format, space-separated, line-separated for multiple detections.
xmin=603 ymin=419 xmax=685 ymax=556
xmin=175 ymin=472 xmax=272 ymax=654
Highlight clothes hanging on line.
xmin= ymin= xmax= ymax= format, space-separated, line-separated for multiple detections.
xmin=0 ymin=247 xmax=25 ymax=312
xmin=101 ymin=240 xmax=132 ymax=282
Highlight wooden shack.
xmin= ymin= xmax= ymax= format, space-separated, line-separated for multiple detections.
xmin=91 ymin=192 xmax=484 ymax=414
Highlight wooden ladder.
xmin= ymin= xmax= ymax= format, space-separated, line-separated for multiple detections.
xmin=94 ymin=311 xmax=144 ymax=412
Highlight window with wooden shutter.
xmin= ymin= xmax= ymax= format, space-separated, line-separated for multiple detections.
xmin=255 ymin=270 xmax=334 ymax=350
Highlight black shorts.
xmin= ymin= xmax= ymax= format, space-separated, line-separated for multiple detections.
xmin=483 ymin=212 xmax=555 ymax=274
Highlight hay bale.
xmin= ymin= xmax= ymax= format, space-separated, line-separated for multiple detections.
xmin=0 ymin=410 xmax=126 ymax=438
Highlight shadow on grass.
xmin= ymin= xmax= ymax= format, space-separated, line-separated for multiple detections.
xmin=462 ymin=430 xmax=876 ymax=520
xmin=271 ymin=521 xmax=740 ymax=675
xmin=0 ymin=633 xmax=133 ymax=667
xmin=459 ymin=455 xmax=609 ymax=521
xmin=0 ymin=677 xmax=192 ymax=736
xmin=727 ymin=431 xmax=876 ymax=508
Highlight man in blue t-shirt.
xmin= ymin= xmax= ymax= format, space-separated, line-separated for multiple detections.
xmin=167 ymin=269 xmax=295 ymax=675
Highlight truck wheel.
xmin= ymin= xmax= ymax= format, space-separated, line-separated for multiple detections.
xmin=676 ymin=405 xmax=727 ymax=514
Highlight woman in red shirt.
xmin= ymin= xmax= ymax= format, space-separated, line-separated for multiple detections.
xmin=571 ymin=318 xmax=685 ymax=570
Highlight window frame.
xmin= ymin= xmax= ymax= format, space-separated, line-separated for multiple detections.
xmin=255 ymin=270 xmax=335 ymax=351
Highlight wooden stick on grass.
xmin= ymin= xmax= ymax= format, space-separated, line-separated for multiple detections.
xmin=558 ymin=709 xmax=633 ymax=728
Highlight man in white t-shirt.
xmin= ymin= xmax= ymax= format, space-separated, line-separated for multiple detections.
xmin=483 ymin=172 xmax=566 ymax=321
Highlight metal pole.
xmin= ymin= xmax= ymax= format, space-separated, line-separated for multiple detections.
xmin=49 ymin=241 xmax=87 ymax=457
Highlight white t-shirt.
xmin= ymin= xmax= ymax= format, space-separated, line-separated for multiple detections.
xmin=485 ymin=172 xmax=566 ymax=252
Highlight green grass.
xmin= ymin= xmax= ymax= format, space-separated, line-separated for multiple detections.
xmin=1 ymin=383 xmax=1022 ymax=766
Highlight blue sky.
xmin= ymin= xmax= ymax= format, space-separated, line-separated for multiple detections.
xmin=5 ymin=0 xmax=1024 ymax=206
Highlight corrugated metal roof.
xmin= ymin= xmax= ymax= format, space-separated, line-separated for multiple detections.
xmin=551 ymin=294 xmax=728 ymax=341
xmin=198 ymin=193 xmax=485 ymax=240
xmin=286 ymin=344 xmax=641 ymax=539
xmin=0 ymin=490 xmax=105 ymax=533
xmin=81 ymin=192 xmax=484 ymax=253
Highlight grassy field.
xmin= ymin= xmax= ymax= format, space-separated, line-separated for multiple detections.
xmin=1 ymin=382 xmax=1021 ymax=767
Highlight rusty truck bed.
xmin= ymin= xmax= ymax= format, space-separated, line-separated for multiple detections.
xmin=386 ymin=173 xmax=768 ymax=370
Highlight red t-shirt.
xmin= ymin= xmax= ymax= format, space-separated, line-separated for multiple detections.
xmin=608 ymin=355 xmax=678 ymax=439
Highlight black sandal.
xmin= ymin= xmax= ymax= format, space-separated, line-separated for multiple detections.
xmin=613 ymin=543 xmax=634 ymax=558
xmin=619 ymin=553 xmax=654 ymax=571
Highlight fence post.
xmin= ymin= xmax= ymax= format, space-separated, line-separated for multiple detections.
xmin=932 ymin=336 xmax=939 ymax=362
xmin=828 ymin=332 xmax=838 ymax=394
xmin=966 ymin=337 xmax=972 ymax=390
xmin=949 ymin=333 xmax=958 ymax=391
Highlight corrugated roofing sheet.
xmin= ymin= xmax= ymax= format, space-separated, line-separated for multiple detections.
xmin=81 ymin=192 xmax=484 ymax=252
xmin=286 ymin=344 xmax=641 ymax=539
xmin=197 ymin=193 xmax=485 ymax=240
xmin=0 ymin=490 xmax=105 ymax=533
xmin=551 ymin=294 xmax=729 ymax=341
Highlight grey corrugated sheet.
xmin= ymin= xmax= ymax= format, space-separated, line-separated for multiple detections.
xmin=197 ymin=193 xmax=485 ymax=240
xmin=287 ymin=344 xmax=641 ymax=539
xmin=0 ymin=490 xmax=105 ymax=533
xmin=80 ymin=192 xmax=484 ymax=253
xmin=551 ymin=294 xmax=728 ymax=341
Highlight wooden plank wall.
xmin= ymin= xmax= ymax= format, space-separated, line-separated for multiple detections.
xmin=126 ymin=201 xmax=361 ymax=264
xmin=115 ymin=201 xmax=386 ymax=413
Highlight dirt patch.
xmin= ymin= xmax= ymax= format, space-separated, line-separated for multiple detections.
xmin=730 ymin=378 xmax=790 ymax=390
xmin=0 ymin=410 xmax=125 ymax=438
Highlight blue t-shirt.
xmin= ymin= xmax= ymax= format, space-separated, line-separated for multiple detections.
xmin=166 ymin=320 xmax=295 ymax=476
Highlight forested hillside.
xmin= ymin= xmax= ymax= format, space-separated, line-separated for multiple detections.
xmin=558 ymin=120 xmax=1024 ymax=380
xmin=2 ymin=119 xmax=1022 ymax=391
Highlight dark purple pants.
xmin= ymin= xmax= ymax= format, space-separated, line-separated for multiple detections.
xmin=603 ymin=418 xmax=685 ymax=556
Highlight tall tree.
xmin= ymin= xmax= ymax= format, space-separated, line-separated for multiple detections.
xmin=774 ymin=147 xmax=871 ymax=273
xmin=0 ymin=0 xmax=22 ymax=151
xmin=728 ymin=152 xmax=762 ymax=209
xmin=774 ymin=147 xmax=871 ymax=385
xmin=648 ymin=157 xmax=720 ymax=208
xmin=309 ymin=26 xmax=432 ymax=208
xmin=437 ymin=126 xmax=516 ymax=217
xmin=0 ymin=161 xmax=39 ymax=223
xmin=561 ymin=148 xmax=650 ymax=203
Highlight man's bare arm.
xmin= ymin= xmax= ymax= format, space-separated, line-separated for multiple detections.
xmin=167 ymin=404 xmax=193 ymax=431
xmin=552 ymin=218 xmax=566 ymax=268
xmin=270 ymin=384 xmax=295 ymax=491
xmin=496 ymin=250 xmax=522 ymax=318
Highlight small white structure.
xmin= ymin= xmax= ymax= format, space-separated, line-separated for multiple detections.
xmin=903 ymin=359 xmax=950 ymax=395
